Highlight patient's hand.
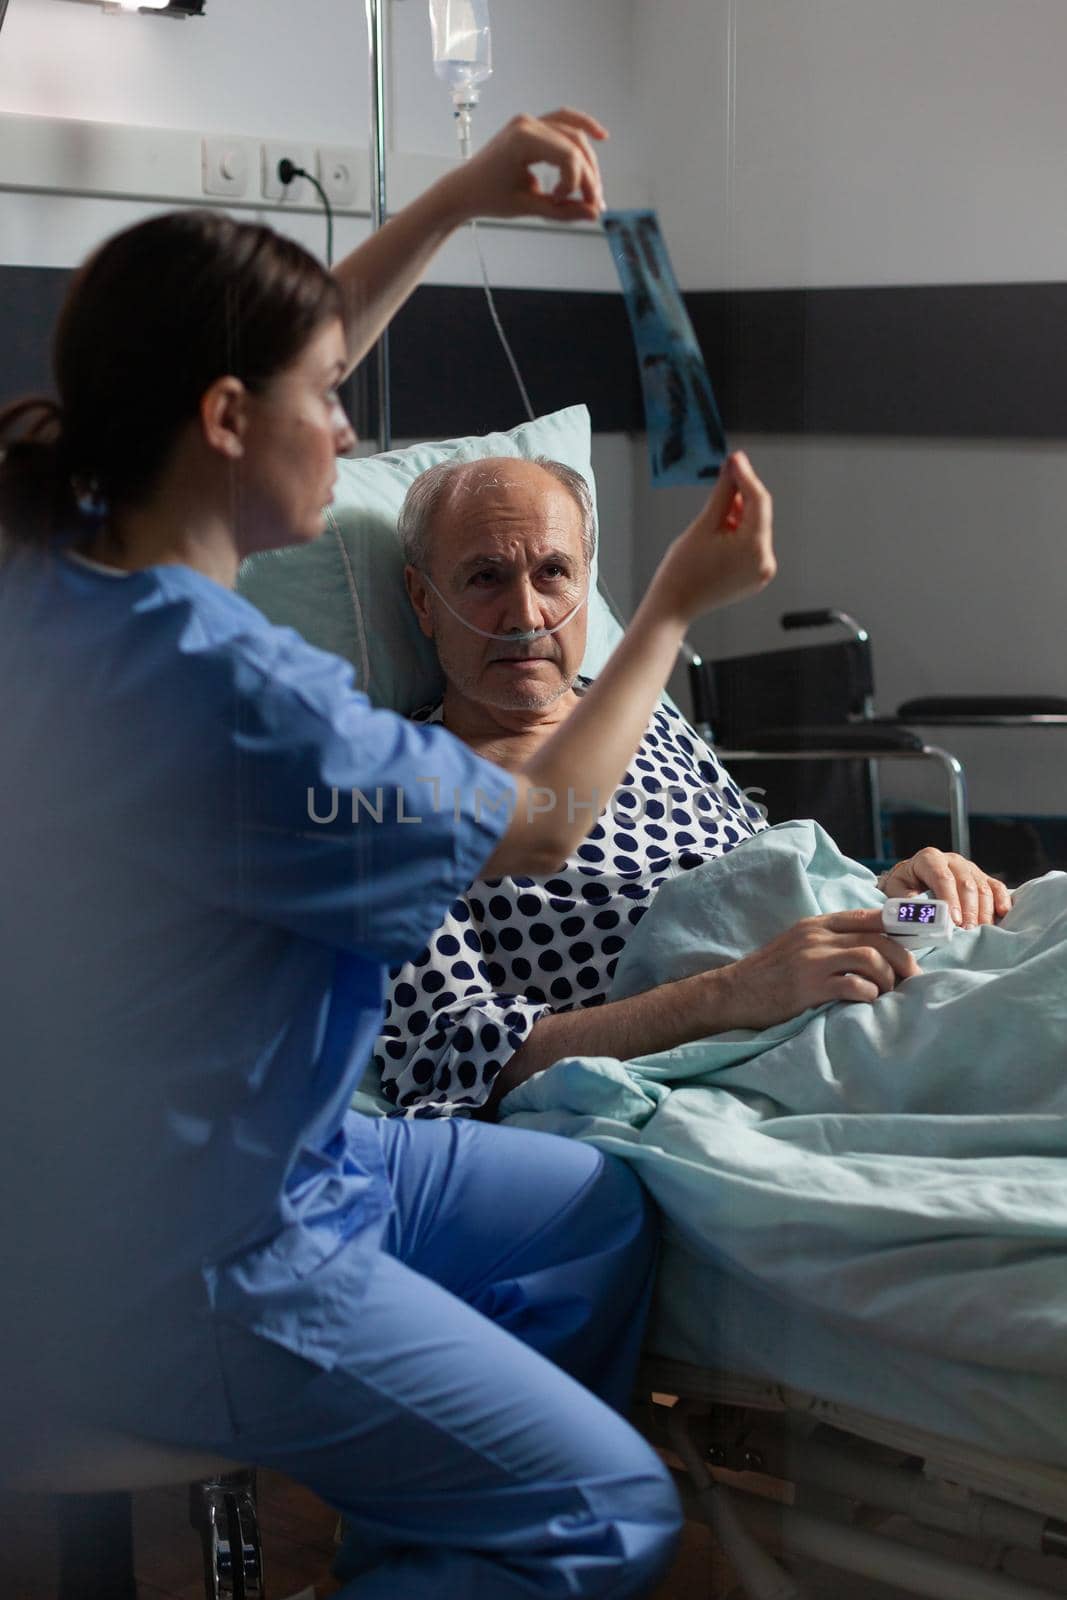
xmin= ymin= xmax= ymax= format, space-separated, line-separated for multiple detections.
xmin=878 ymin=849 xmax=1012 ymax=929
xmin=712 ymin=910 xmax=921 ymax=1030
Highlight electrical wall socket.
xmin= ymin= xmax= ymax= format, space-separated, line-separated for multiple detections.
xmin=202 ymin=136 xmax=252 ymax=198
xmin=261 ymin=141 xmax=315 ymax=204
xmin=317 ymin=146 xmax=361 ymax=208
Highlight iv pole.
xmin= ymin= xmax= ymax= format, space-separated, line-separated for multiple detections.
xmin=365 ymin=0 xmax=392 ymax=451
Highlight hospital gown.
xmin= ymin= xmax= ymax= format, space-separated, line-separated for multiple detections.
xmin=377 ymin=689 xmax=766 ymax=1114
xmin=0 ymin=549 xmax=679 ymax=1599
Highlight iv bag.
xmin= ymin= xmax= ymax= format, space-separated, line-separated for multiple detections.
xmin=429 ymin=0 xmax=492 ymax=97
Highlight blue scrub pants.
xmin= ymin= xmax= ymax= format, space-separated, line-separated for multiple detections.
xmin=211 ymin=1119 xmax=681 ymax=1598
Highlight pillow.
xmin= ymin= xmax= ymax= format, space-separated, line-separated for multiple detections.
xmin=236 ymin=404 xmax=624 ymax=715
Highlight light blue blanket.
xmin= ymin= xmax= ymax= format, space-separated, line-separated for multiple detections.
xmin=502 ymin=821 xmax=1067 ymax=1462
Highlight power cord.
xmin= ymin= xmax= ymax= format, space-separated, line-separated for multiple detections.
xmin=277 ymin=158 xmax=334 ymax=268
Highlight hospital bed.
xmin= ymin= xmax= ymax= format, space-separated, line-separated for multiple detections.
xmin=637 ymin=1358 xmax=1067 ymax=1600
xmin=238 ymin=405 xmax=1067 ymax=1600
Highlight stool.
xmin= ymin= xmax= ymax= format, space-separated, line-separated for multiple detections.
xmin=0 ymin=1414 xmax=263 ymax=1599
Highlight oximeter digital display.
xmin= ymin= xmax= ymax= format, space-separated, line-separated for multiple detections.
xmin=895 ymin=902 xmax=938 ymax=925
xmin=881 ymin=898 xmax=955 ymax=943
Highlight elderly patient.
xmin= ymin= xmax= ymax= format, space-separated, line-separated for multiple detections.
xmin=374 ymin=456 xmax=1010 ymax=1119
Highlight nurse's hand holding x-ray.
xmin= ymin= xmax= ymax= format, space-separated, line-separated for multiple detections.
xmin=649 ymin=450 xmax=776 ymax=618
xmin=481 ymin=449 xmax=776 ymax=879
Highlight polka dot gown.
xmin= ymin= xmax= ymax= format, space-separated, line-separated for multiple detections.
xmin=375 ymin=690 xmax=766 ymax=1116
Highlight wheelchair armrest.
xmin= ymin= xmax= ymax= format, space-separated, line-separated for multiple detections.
xmin=736 ymin=724 xmax=925 ymax=754
xmin=719 ymin=731 xmax=971 ymax=855
xmin=780 ymin=609 xmax=838 ymax=630
xmin=779 ymin=609 xmax=869 ymax=642
xmin=898 ymin=695 xmax=1067 ymax=719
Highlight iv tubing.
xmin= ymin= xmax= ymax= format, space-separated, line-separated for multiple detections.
xmin=366 ymin=0 xmax=392 ymax=451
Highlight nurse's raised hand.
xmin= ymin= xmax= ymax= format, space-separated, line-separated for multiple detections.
xmin=333 ymin=109 xmax=607 ymax=374
xmin=440 ymin=109 xmax=609 ymax=225
xmin=652 ymin=451 xmax=777 ymax=624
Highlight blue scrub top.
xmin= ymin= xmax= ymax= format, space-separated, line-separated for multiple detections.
xmin=0 ymin=548 xmax=515 ymax=1427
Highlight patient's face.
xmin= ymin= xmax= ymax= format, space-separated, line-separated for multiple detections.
xmin=411 ymin=461 xmax=590 ymax=714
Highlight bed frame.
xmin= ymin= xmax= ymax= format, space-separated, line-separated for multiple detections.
xmin=637 ymin=1358 xmax=1067 ymax=1599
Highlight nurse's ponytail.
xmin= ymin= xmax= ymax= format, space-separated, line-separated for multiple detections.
xmin=0 ymin=396 xmax=83 ymax=548
xmin=0 ymin=209 xmax=342 ymax=551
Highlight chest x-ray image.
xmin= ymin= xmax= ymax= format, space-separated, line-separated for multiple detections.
xmin=604 ymin=209 xmax=728 ymax=486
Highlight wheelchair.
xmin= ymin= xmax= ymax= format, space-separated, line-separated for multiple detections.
xmin=687 ymin=607 xmax=1067 ymax=877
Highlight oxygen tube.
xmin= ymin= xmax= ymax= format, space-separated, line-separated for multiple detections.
xmin=420 ymin=574 xmax=588 ymax=644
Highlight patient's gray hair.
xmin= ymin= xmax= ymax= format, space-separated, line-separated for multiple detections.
xmin=397 ymin=456 xmax=597 ymax=573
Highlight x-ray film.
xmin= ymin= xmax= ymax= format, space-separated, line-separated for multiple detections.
xmin=603 ymin=209 xmax=727 ymax=486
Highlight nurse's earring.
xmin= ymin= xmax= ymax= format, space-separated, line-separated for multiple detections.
xmin=72 ymin=476 xmax=110 ymax=521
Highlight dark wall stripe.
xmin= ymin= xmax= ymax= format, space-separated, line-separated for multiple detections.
xmin=387 ymin=284 xmax=641 ymax=437
xmin=0 ymin=266 xmax=71 ymax=403
xmin=3 ymin=265 xmax=1066 ymax=440
xmin=687 ymin=283 xmax=1067 ymax=440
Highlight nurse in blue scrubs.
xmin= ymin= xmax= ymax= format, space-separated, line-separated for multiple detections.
xmin=0 ymin=110 xmax=775 ymax=1598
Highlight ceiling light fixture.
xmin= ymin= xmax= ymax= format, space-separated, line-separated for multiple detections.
xmin=56 ymin=0 xmax=206 ymax=16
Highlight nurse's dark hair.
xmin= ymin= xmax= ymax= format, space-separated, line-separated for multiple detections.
xmin=0 ymin=209 xmax=342 ymax=547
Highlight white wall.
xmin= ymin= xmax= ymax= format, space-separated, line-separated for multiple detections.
xmin=0 ymin=0 xmax=642 ymax=288
xmin=632 ymin=0 xmax=1067 ymax=818
xmin=0 ymin=0 xmax=644 ymax=170
xmin=634 ymin=0 xmax=1067 ymax=291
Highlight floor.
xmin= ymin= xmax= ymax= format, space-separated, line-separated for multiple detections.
xmin=10 ymin=1471 xmax=1063 ymax=1599
xmin=0 ymin=1470 xmax=737 ymax=1600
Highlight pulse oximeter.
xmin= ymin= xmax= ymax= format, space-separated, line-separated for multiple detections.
xmin=881 ymin=898 xmax=955 ymax=944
